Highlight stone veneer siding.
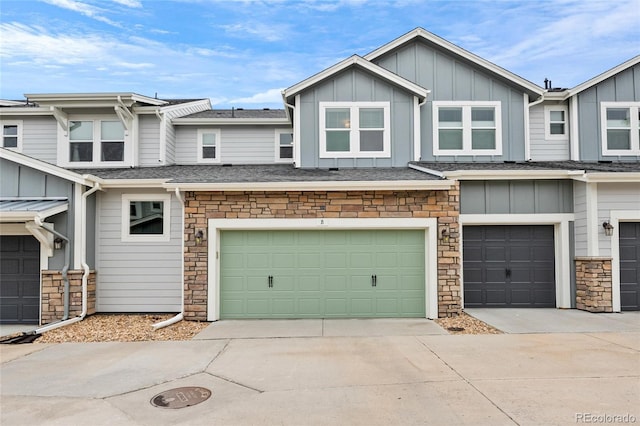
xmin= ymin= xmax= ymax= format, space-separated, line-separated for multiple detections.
xmin=41 ymin=270 xmax=96 ymax=325
xmin=183 ymin=188 xmax=461 ymax=320
xmin=575 ymin=257 xmax=613 ymax=313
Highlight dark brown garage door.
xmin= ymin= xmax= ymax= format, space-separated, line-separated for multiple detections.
xmin=620 ymin=222 xmax=640 ymax=311
xmin=463 ymin=225 xmax=556 ymax=308
xmin=0 ymin=235 xmax=40 ymax=324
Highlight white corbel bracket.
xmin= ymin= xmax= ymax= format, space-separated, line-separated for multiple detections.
xmin=115 ymin=96 xmax=134 ymax=132
xmin=25 ymin=220 xmax=54 ymax=257
xmin=50 ymin=106 xmax=68 ymax=134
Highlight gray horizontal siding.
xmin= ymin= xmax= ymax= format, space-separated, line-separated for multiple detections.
xmin=461 ymin=180 xmax=574 ymax=214
xmin=20 ymin=116 xmax=58 ymax=164
xmin=529 ymin=104 xmax=570 ymax=161
xmin=95 ymin=189 xmax=182 ymax=312
xmin=597 ymin=182 xmax=640 ymax=256
xmin=138 ymin=115 xmax=161 ymax=167
xmin=175 ymin=126 xmax=288 ymax=164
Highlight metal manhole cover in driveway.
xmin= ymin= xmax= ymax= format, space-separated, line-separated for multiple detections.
xmin=151 ymin=387 xmax=212 ymax=409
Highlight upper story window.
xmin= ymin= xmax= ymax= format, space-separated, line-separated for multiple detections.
xmin=319 ymin=102 xmax=390 ymax=158
xmin=63 ymin=117 xmax=128 ymax=166
xmin=545 ymin=106 xmax=568 ymax=139
xmin=275 ymin=129 xmax=293 ymax=162
xmin=432 ymin=101 xmax=502 ymax=156
xmin=601 ymin=102 xmax=640 ymax=156
xmin=1 ymin=120 xmax=22 ymax=151
xmin=197 ymin=129 xmax=221 ymax=163
xmin=122 ymin=193 xmax=171 ymax=242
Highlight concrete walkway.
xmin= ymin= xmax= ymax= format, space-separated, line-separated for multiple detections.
xmin=1 ymin=320 xmax=638 ymax=425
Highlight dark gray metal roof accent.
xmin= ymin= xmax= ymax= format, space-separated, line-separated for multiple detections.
xmin=75 ymin=165 xmax=441 ymax=183
xmin=412 ymin=161 xmax=640 ymax=173
xmin=182 ymin=109 xmax=287 ymax=119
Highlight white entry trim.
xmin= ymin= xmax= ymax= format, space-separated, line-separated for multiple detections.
xmin=207 ymin=218 xmax=439 ymax=321
xmin=459 ymin=214 xmax=575 ymax=309
xmin=609 ymin=211 xmax=640 ymax=312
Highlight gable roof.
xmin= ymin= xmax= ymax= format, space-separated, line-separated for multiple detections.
xmin=23 ymin=92 xmax=168 ymax=107
xmin=564 ymin=55 xmax=640 ymax=99
xmin=0 ymin=148 xmax=94 ymax=186
xmin=283 ymin=55 xmax=430 ymax=101
xmin=365 ymin=28 xmax=544 ymax=96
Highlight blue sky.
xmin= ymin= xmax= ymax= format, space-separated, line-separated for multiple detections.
xmin=1 ymin=0 xmax=639 ymax=108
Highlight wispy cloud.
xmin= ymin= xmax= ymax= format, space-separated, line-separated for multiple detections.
xmin=42 ymin=0 xmax=122 ymax=27
xmin=230 ymin=87 xmax=284 ymax=104
xmin=111 ymin=0 xmax=142 ymax=7
xmin=220 ymin=22 xmax=290 ymax=42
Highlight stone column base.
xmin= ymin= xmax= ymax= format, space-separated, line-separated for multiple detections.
xmin=575 ymin=257 xmax=612 ymax=313
xmin=41 ymin=270 xmax=96 ymax=325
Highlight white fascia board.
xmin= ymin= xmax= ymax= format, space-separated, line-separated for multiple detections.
xmin=443 ymin=170 xmax=581 ymax=180
xmin=0 ymin=148 xmax=93 ymax=185
xmin=0 ymin=107 xmax=53 ymax=116
xmin=164 ymin=179 xmax=455 ymax=192
xmin=24 ymin=93 xmax=168 ymax=107
xmin=171 ymin=118 xmax=291 ymax=126
xmin=160 ymin=99 xmax=211 ymax=114
xmin=365 ymin=28 xmax=543 ymax=96
xmin=581 ymin=172 xmax=640 ymax=183
xmin=87 ymin=178 xmax=170 ymax=189
xmin=408 ymin=162 xmax=445 ymax=178
xmin=564 ymin=55 xmax=640 ymax=99
xmin=284 ymin=55 xmax=429 ymax=100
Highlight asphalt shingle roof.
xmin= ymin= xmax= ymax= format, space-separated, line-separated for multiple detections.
xmin=182 ymin=109 xmax=287 ymax=119
xmin=75 ymin=164 xmax=441 ymax=183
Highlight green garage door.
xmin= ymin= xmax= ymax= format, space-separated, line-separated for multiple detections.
xmin=220 ymin=230 xmax=425 ymax=319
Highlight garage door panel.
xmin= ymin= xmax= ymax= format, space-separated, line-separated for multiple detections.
xmin=219 ymin=230 xmax=425 ymax=318
xmin=620 ymin=222 xmax=640 ymax=310
xmin=1 ymin=236 xmax=40 ymax=324
xmin=463 ymin=225 xmax=556 ymax=308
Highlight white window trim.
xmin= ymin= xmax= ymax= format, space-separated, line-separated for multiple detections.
xmin=1 ymin=120 xmax=23 ymax=151
xmin=319 ymin=101 xmax=391 ymax=158
xmin=59 ymin=115 xmax=132 ymax=168
xmin=600 ymin=102 xmax=640 ymax=156
xmin=121 ymin=193 xmax=171 ymax=242
xmin=197 ymin=128 xmax=221 ymax=164
xmin=544 ymin=105 xmax=568 ymax=140
xmin=274 ymin=128 xmax=294 ymax=163
xmin=432 ymin=101 xmax=502 ymax=156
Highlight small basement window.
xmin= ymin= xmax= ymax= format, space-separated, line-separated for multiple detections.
xmin=122 ymin=194 xmax=171 ymax=242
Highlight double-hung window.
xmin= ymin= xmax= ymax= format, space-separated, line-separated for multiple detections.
xmin=601 ymin=102 xmax=640 ymax=155
xmin=433 ymin=101 xmax=502 ymax=156
xmin=1 ymin=121 xmax=22 ymax=151
xmin=67 ymin=118 xmax=126 ymax=165
xmin=197 ymin=129 xmax=220 ymax=163
xmin=545 ymin=106 xmax=568 ymax=139
xmin=122 ymin=194 xmax=171 ymax=242
xmin=319 ymin=102 xmax=390 ymax=158
xmin=275 ymin=129 xmax=294 ymax=162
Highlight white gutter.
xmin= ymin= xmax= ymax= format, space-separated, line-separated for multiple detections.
xmin=152 ymin=187 xmax=185 ymax=330
xmin=163 ymin=179 xmax=456 ymax=191
xmin=35 ymin=182 xmax=102 ymax=334
xmin=408 ymin=162 xmax=445 ymax=179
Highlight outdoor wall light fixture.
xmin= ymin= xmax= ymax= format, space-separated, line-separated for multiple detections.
xmin=602 ymin=221 xmax=614 ymax=237
xmin=195 ymin=230 xmax=204 ymax=245
xmin=440 ymin=227 xmax=450 ymax=243
xmin=54 ymin=238 xmax=64 ymax=250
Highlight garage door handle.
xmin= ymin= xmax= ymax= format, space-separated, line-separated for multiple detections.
xmin=268 ymin=275 xmax=273 ymax=288
xmin=505 ymin=268 xmax=511 ymax=278
xmin=371 ymin=275 xmax=377 ymax=287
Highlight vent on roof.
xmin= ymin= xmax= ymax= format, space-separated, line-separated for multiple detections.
xmin=222 ymin=163 xmax=233 ymax=167
xmin=263 ymin=108 xmax=270 ymax=110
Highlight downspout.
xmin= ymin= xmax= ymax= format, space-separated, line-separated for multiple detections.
xmin=152 ymin=187 xmax=184 ymax=330
xmin=34 ymin=182 xmax=101 ymax=334
xmin=526 ymin=95 xmax=545 ymax=161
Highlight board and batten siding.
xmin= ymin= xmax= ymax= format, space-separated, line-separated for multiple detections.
xmin=529 ymin=103 xmax=570 ymax=161
xmin=174 ymin=126 xmax=288 ymax=164
xmin=19 ymin=116 xmax=58 ymax=165
xmin=95 ymin=189 xmax=182 ymax=312
xmin=597 ymin=182 xmax=640 ymax=256
xmin=298 ymin=67 xmax=415 ymax=168
xmin=138 ymin=115 xmax=161 ymax=166
xmin=576 ymin=64 xmax=640 ymax=161
xmin=460 ymin=180 xmax=574 ymax=214
xmin=372 ymin=41 xmax=528 ymax=162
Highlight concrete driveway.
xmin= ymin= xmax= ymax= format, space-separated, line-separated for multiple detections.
xmin=1 ymin=317 xmax=638 ymax=426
